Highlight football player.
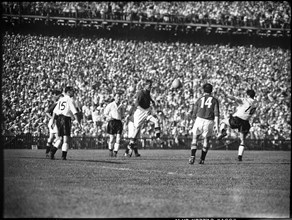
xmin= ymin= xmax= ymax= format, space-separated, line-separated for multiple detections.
xmin=45 ymin=89 xmax=62 ymax=158
xmin=50 ymin=86 xmax=82 ymax=160
xmin=217 ymin=89 xmax=257 ymax=161
xmin=124 ymin=79 xmax=163 ymax=157
xmin=103 ymin=91 xmax=126 ymax=157
xmin=189 ymin=83 xmax=220 ymax=165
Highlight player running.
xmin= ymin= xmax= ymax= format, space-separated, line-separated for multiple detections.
xmin=189 ymin=83 xmax=220 ymax=165
xmin=217 ymin=89 xmax=257 ymax=161
xmin=104 ymin=91 xmax=126 ymax=157
xmin=50 ymin=86 xmax=82 ymax=160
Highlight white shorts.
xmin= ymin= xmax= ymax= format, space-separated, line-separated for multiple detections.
xmin=192 ymin=117 xmax=215 ymax=138
xmin=127 ymin=120 xmax=136 ymax=138
xmin=48 ymin=118 xmax=58 ymax=134
xmin=133 ymin=107 xmax=158 ymax=129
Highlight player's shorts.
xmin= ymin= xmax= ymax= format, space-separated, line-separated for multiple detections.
xmin=133 ymin=107 xmax=158 ymax=129
xmin=192 ymin=117 xmax=215 ymax=138
xmin=48 ymin=118 xmax=58 ymax=134
xmin=56 ymin=114 xmax=72 ymax=137
xmin=107 ymin=119 xmax=123 ymax=135
xmin=229 ymin=115 xmax=250 ymax=134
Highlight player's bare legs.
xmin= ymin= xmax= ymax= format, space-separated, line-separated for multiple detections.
xmin=199 ymin=137 xmax=211 ymax=164
xmin=111 ymin=134 xmax=121 ymax=157
xmin=189 ymin=134 xmax=200 ymax=164
xmin=217 ymin=119 xmax=229 ymax=140
xmin=238 ymin=132 xmax=246 ymax=161
xmin=108 ymin=134 xmax=115 ymax=157
xmin=46 ymin=133 xmax=55 ymax=158
xmin=61 ymin=136 xmax=70 ymax=160
xmin=50 ymin=136 xmax=62 ymax=159
xmin=125 ymin=127 xmax=140 ymax=157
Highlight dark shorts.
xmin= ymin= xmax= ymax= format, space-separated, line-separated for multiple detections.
xmin=56 ymin=114 xmax=72 ymax=137
xmin=107 ymin=119 xmax=123 ymax=135
xmin=229 ymin=115 xmax=251 ymax=135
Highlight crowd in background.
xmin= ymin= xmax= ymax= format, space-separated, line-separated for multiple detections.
xmin=2 ymin=32 xmax=291 ymax=141
xmin=2 ymin=1 xmax=291 ymax=29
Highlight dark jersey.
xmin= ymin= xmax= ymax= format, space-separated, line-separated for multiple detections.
xmin=135 ymin=90 xmax=153 ymax=109
xmin=46 ymin=102 xmax=57 ymax=117
xmin=193 ymin=94 xmax=219 ymax=120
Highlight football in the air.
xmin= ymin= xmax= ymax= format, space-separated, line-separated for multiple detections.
xmin=171 ymin=78 xmax=182 ymax=89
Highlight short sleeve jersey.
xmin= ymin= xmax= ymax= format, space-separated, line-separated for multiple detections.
xmin=233 ymin=97 xmax=257 ymax=121
xmin=193 ymin=94 xmax=219 ymax=120
xmin=104 ymin=101 xmax=124 ymax=120
xmin=53 ymin=94 xmax=78 ymax=118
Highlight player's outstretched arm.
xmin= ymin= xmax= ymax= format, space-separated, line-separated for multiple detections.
xmin=226 ymin=94 xmax=243 ymax=104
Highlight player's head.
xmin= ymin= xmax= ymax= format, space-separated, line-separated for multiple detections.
xmin=52 ymin=89 xmax=62 ymax=100
xmin=203 ymin=83 xmax=213 ymax=94
xmin=52 ymin=89 xmax=62 ymax=96
xmin=145 ymin=79 xmax=152 ymax=91
xmin=65 ymin=86 xmax=75 ymax=97
xmin=246 ymin=89 xmax=255 ymax=99
xmin=114 ymin=90 xmax=123 ymax=103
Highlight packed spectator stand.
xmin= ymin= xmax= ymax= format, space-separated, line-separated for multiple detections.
xmin=2 ymin=1 xmax=291 ymax=29
xmin=2 ymin=2 xmax=291 ymax=149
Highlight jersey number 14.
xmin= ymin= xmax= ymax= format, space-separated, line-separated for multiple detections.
xmin=200 ymin=97 xmax=213 ymax=108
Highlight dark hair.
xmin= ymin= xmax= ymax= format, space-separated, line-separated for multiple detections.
xmin=52 ymin=89 xmax=62 ymax=96
xmin=145 ymin=79 xmax=152 ymax=84
xmin=203 ymin=83 xmax=213 ymax=93
xmin=65 ymin=86 xmax=74 ymax=93
xmin=247 ymin=89 xmax=255 ymax=98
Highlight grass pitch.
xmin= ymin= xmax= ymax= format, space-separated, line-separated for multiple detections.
xmin=3 ymin=149 xmax=291 ymax=218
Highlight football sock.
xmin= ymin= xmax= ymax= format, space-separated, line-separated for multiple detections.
xmin=191 ymin=149 xmax=197 ymax=157
xmin=201 ymin=149 xmax=207 ymax=160
xmin=133 ymin=147 xmax=139 ymax=155
xmin=191 ymin=144 xmax=197 ymax=157
xmin=50 ymin=146 xmax=58 ymax=157
xmin=62 ymin=151 xmax=67 ymax=159
xmin=46 ymin=142 xmax=52 ymax=154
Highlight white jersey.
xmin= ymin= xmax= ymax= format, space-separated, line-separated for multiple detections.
xmin=104 ymin=101 xmax=124 ymax=120
xmin=53 ymin=94 xmax=78 ymax=118
xmin=233 ymin=97 xmax=257 ymax=121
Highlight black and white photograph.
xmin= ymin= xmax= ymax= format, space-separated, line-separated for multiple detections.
xmin=2 ymin=1 xmax=291 ymax=219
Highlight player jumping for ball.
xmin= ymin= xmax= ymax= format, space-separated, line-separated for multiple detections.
xmin=124 ymin=79 xmax=163 ymax=157
xmin=217 ymin=89 xmax=257 ymax=161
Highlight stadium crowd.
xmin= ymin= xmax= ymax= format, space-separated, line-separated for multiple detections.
xmin=2 ymin=1 xmax=291 ymax=29
xmin=2 ymin=32 xmax=291 ymax=141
